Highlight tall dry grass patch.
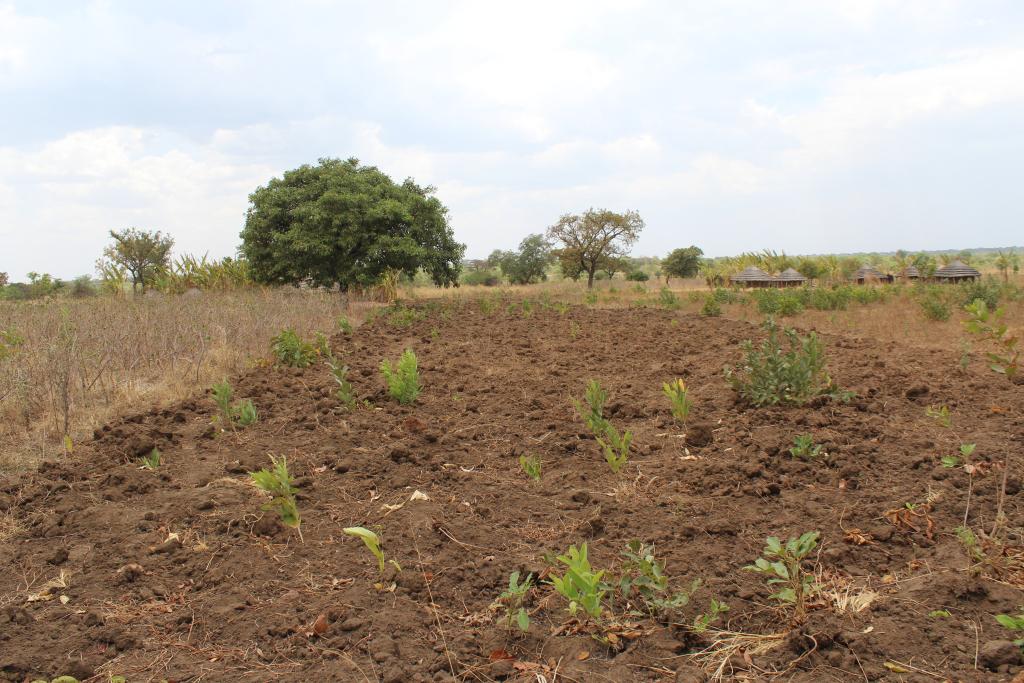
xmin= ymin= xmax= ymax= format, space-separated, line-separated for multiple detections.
xmin=0 ymin=289 xmax=363 ymax=473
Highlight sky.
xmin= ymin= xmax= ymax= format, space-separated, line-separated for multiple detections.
xmin=2 ymin=0 xmax=1024 ymax=281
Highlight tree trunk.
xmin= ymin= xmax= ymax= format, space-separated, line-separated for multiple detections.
xmin=586 ymin=270 xmax=595 ymax=289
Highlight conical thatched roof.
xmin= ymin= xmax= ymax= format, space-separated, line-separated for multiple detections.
xmin=899 ymin=265 xmax=921 ymax=278
xmin=935 ymin=260 xmax=980 ymax=279
xmin=730 ymin=266 xmax=775 ymax=283
xmin=853 ymin=265 xmax=885 ymax=280
xmin=777 ymin=267 xmax=806 ymax=282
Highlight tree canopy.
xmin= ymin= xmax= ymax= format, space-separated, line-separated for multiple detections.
xmin=487 ymin=233 xmax=553 ymax=285
xmin=546 ymin=209 xmax=644 ymax=288
xmin=240 ymin=158 xmax=465 ymax=291
xmin=102 ymin=228 xmax=174 ymax=293
xmin=662 ymin=246 xmax=704 ymax=283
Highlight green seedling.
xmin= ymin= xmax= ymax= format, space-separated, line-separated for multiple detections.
xmin=337 ymin=316 xmax=354 ymax=334
xmin=549 ymin=542 xmax=608 ymax=620
xmin=597 ymin=422 xmax=632 ymax=473
xmin=235 ymin=399 xmax=258 ymax=426
xmin=943 ymin=443 xmax=976 ymax=469
xmin=663 ymin=379 xmax=693 ymax=425
xmin=619 ymin=540 xmax=701 ymax=616
xmin=789 ymin=434 xmax=823 ymax=459
xmin=569 ymin=321 xmax=581 ymax=340
xmin=139 ymin=447 xmax=161 ymax=470
xmin=572 ymin=379 xmax=608 ymax=434
xmin=701 ymin=296 xmax=722 ymax=317
xmin=995 ymin=611 xmax=1024 ymax=650
xmin=744 ymin=531 xmax=820 ymax=622
xmin=271 ymin=328 xmax=318 ymax=367
xmin=928 ymin=609 xmax=952 ymax=618
xmin=343 ymin=526 xmax=401 ymax=578
xmin=955 ymin=525 xmax=985 ymax=565
xmin=925 ymin=405 xmax=952 ymax=429
xmin=211 ymin=379 xmax=258 ymax=429
xmin=250 ymin=456 xmax=301 ymax=539
xmin=964 ymin=299 xmax=1020 ymax=379
xmin=693 ymin=598 xmax=730 ymax=633
xmin=380 ymin=348 xmax=422 ymax=404
xmin=325 ymin=354 xmax=356 ymax=408
xmin=495 ymin=571 xmax=534 ymax=632
xmin=519 ymin=454 xmax=542 ymax=482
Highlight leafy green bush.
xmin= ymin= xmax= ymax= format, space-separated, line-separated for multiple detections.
xmin=271 ymin=328 xmax=318 ymax=367
xmin=744 ymin=532 xmax=819 ymax=622
xmin=701 ymin=295 xmax=722 ymax=317
xmin=658 ymin=287 xmax=680 ymax=309
xmin=381 ymin=349 xmax=422 ymax=404
xmin=626 ymin=270 xmax=650 ymax=282
xmin=958 ymin=279 xmax=1000 ymax=309
xmin=724 ymin=318 xmax=843 ymax=406
xmin=919 ymin=291 xmax=952 ymax=321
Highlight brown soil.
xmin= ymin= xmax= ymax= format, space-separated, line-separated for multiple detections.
xmin=2 ymin=303 xmax=1023 ymax=682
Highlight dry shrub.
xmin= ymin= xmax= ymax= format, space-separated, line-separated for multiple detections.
xmin=0 ymin=288 xmax=367 ymax=473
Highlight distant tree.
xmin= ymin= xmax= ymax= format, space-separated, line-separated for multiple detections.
xmin=491 ymin=234 xmax=553 ymax=285
xmin=547 ymin=209 xmax=644 ymax=289
xmin=0 ymin=272 xmax=7 ymax=288
xmin=626 ymin=270 xmax=649 ymax=282
xmin=241 ymin=158 xmax=464 ymax=291
xmin=913 ymin=253 xmax=937 ymax=278
xmin=602 ymin=255 xmax=629 ymax=280
xmin=662 ymin=246 xmax=704 ymax=284
xmin=103 ymin=228 xmax=174 ymax=293
xmin=795 ymin=257 xmax=823 ymax=281
xmin=555 ymin=248 xmax=584 ymax=281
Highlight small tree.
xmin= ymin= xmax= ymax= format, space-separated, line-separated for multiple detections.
xmin=547 ymin=209 xmax=644 ymax=289
xmin=0 ymin=272 xmax=8 ymax=288
xmin=103 ymin=228 xmax=174 ymax=293
xmin=662 ymin=247 xmax=703 ymax=284
xmin=488 ymin=235 xmax=553 ymax=285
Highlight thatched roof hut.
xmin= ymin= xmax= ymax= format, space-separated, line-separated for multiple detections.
xmin=852 ymin=265 xmax=892 ymax=284
xmin=730 ymin=266 xmax=776 ymax=288
xmin=935 ymin=260 xmax=980 ymax=282
xmin=898 ymin=265 xmax=921 ymax=280
xmin=776 ymin=268 xmax=807 ymax=287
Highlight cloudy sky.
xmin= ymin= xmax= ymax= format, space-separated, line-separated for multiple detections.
xmin=2 ymin=1 xmax=1023 ymax=280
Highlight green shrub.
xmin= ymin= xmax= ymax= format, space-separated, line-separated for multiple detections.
xmin=380 ymin=349 xmax=422 ymax=404
xmin=701 ymin=296 xmax=722 ymax=317
xmin=958 ymin=279 xmax=1000 ymax=309
xmin=626 ymin=271 xmax=650 ymax=282
xmin=724 ymin=318 xmax=845 ymax=406
xmin=919 ymin=291 xmax=951 ymax=321
xmin=549 ymin=543 xmax=607 ymax=620
xmin=744 ymin=532 xmax=820 ymax=622
xmin=271 ymin=328 xmax=318 ymax=367
xmin=658 ymin=287 xmax=680 ymax=309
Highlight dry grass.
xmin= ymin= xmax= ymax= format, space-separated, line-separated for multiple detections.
xmin=0 ymin=289 xmax=372 ymax=473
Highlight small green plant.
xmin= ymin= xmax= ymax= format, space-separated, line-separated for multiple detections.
xmin=250 ymin=456 xmax=301 ymax=538
xmin=549 ymin=543 xmax=608 ymax=620
xmin=325 ymin=354 xmax=357 ymax=408
xmin=380 ymin=349 xmax=422 ymax=404
xmin=701 ymin=295 xmax=722 ymax=317
xmin=271 ymin=328 xmax=318 ymax=367
xmin=955 ymin=525 xmax=985 ymax=565
xmin=598 ymin=421 xmax=632 ymax=473
xmin=925 ymin=404 xmax=952 ymax=428
xmin=572 ymin=379 xmax=608 ymax=434
xmin=919 ymin=292 xmax=952 ymax=321
xmin=337 ymin=316 xmax=354 ymax=334
xmin=519 ymin=453 xmax=542 ymax=481
xmin=235 ymin=399 xmax=258 ymax=426
xmin=724 ymin=318 xmax=845 ymax=406
xmin=211 ymin=380 xmax=258 ymax=429
xmin=942 ymin=443 xmax=975 ymax=469
xmin=139 ymin=447 xmax=161 ymax=470
xmin=928 ymin=609 xmax=952 ymax=618
xmin=342 ymin=526 xmax=401 ymax=577
xmin=789 ymin=434 xmax=823 ymax=459
xmin=658 ymin=287 xmax=680 ymax=309
xmin=569 ymin=320 xmax=581 ymax=340
xmin=964 ymin=298 xmax=1020 ymax=379
xmin=693 ymin=598 xmax=730 ymax=633
xmin=495 ymin=571 xmax=534 ymax=632
xmin=0 ymin=328 xmax=24 ymax=361
xmin=619 ymin=540 xmax=701 ymax=616
xmin=995 ymin=611 xmax=1024 ymax=651
xmin=744 ymin=532 xmax=820 ymax=622
xmin=584 ymin=290 xmax=598 ymax=306
xmin=662 ymin=378 xmax=692 ymax=425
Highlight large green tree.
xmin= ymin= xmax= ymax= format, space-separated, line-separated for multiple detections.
xmin=240 ymin=158 xmax=464 ymax=291
xmin=102 ymin=228 xmax=174 ymax=293
xmin=662 ymin=246 xmax=703 ymax=283
xmin=547 ymin=209 xmax=644 ymax=289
